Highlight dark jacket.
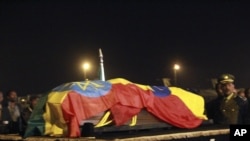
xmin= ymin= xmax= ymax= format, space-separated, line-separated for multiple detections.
xmin=205 ymin=96 xmax=224 ymax=124
xmin=21 ymin=106 xmax=33 ymax=131
xmin=213 ymin=94 xmax=248 ymax=124
xmin=1 ymin=102 xmax=23 ymax=134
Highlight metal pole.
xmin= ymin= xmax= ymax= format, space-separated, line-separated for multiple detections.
xmin=174 ymin=69 xmax=177 ymax=86
xmin=84 ymin=69 xmax=88 ymax=81
xmin=84 ymin=69 xmax=86 ymax=80
xmin=99 ymin=48 xmax=105 ymax=81
xmin=173 ymin=64 xmax=180 ymax=86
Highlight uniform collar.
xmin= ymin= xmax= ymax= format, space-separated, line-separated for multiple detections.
xmin=224 ymin=93 xmax=235 ymax=101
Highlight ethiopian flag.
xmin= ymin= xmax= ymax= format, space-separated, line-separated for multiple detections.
xmin=24 ymin=78 xmax=207 ymax=138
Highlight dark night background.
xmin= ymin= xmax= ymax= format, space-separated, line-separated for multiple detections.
xmin=1 ymin=0 xmax=250 ymax=96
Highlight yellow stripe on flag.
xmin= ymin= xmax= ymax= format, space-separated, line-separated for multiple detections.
xmin=43 ymin=91 xmax=69 ymax=136
xmin=169 ymin=87 xmax=207 ymax=120
xmin=108 ymin=78 xmax=152 ymax=91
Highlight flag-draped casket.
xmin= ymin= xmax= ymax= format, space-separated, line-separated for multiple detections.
xmin=24 ymin=78 xmax=207 ymax=138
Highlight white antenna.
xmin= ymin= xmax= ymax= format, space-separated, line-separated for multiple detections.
xmin=99 ymin=48 xmax=105 ymax=81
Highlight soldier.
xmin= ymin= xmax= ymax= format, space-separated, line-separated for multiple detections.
xmin=215 ymin=74 xmax=248 ymax=124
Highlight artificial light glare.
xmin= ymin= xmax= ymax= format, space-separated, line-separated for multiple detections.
xmin=82 ymin=63 xmax=90 ymax=70
xmin=174 ymin=64 xmax=180 ymax=70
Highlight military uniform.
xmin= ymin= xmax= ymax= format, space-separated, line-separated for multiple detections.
xmin=214 ymin=74 xmax=248 ymax=124
xmin=219 ymin=93 xmax=239 ymax=124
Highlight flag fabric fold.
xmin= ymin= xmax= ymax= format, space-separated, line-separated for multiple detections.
xmin=24 ymin=78 xmax=207 ymax=138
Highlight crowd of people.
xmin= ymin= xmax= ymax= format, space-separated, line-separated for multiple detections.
xmin=0 ymin=90 xmax=39 ymax=134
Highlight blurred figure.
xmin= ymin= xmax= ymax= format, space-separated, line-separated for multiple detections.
xmin=21 ymin=95 xmax=39 ymax=132
xmin=243 ymin=88 xmax=250 ymax=124
xmin=0 ymin=91 xmax=4 ymax=121
xmin=205 ymin=82 xmax=224 ymax=123
xmin=2 ymin=90 xmax=22 ymax=134
xmin=244 ymin=87 xmax=250 ymax=101
xmin=215 ymin=82 xmax=224 ymax=98
xmin=237 ymin=88 xmax=247 ymax=101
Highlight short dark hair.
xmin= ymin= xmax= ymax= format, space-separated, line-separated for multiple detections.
xmin=6 ymin=89 xmax=17 ymax=97
xmin=29 ymin=95 xmax=39 ymax=102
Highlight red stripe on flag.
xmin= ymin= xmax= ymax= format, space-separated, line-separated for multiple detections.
xmin=110 ymin=83 xmax=149 ymax=125
xmin=61 ymin=90 xmax=116 ymax=137
xmin=146 ymin=94 xmax=203 ymax=128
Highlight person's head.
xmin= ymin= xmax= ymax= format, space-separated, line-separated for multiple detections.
xmin=215 ymin=83 xmax=223 ymax=97
xmin=6 ymin=90 xmax=18 ymax=102
xmin=244 ymin=88 xmax=250 ymax=99
xmin=0 ymin=91 xmax=3 ymax=103
xmin=218 ymin=74 xmax=236 ymax=97
xmin=237 ymin=88 xmax=246 ymax=98
xmin=29 ymin=95 xmax=39 ymax=109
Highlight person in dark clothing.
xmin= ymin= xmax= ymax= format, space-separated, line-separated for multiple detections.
xmin=0 ymin=91 xmax=4 ymax=121
xmin=245 ymin=88 xmax=250 ymax=100
xmin=243 ymin=87 xmax=250 ymax=124
xmin=21 ymin=95 xmax=39 ymax=132
xmin=1 ymin=90 xmax=23 ymax=134
xmin=213 ymin=74 xmax=248 ymax=124
xmin=206 ymin=82 xmax=224 ymax=124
